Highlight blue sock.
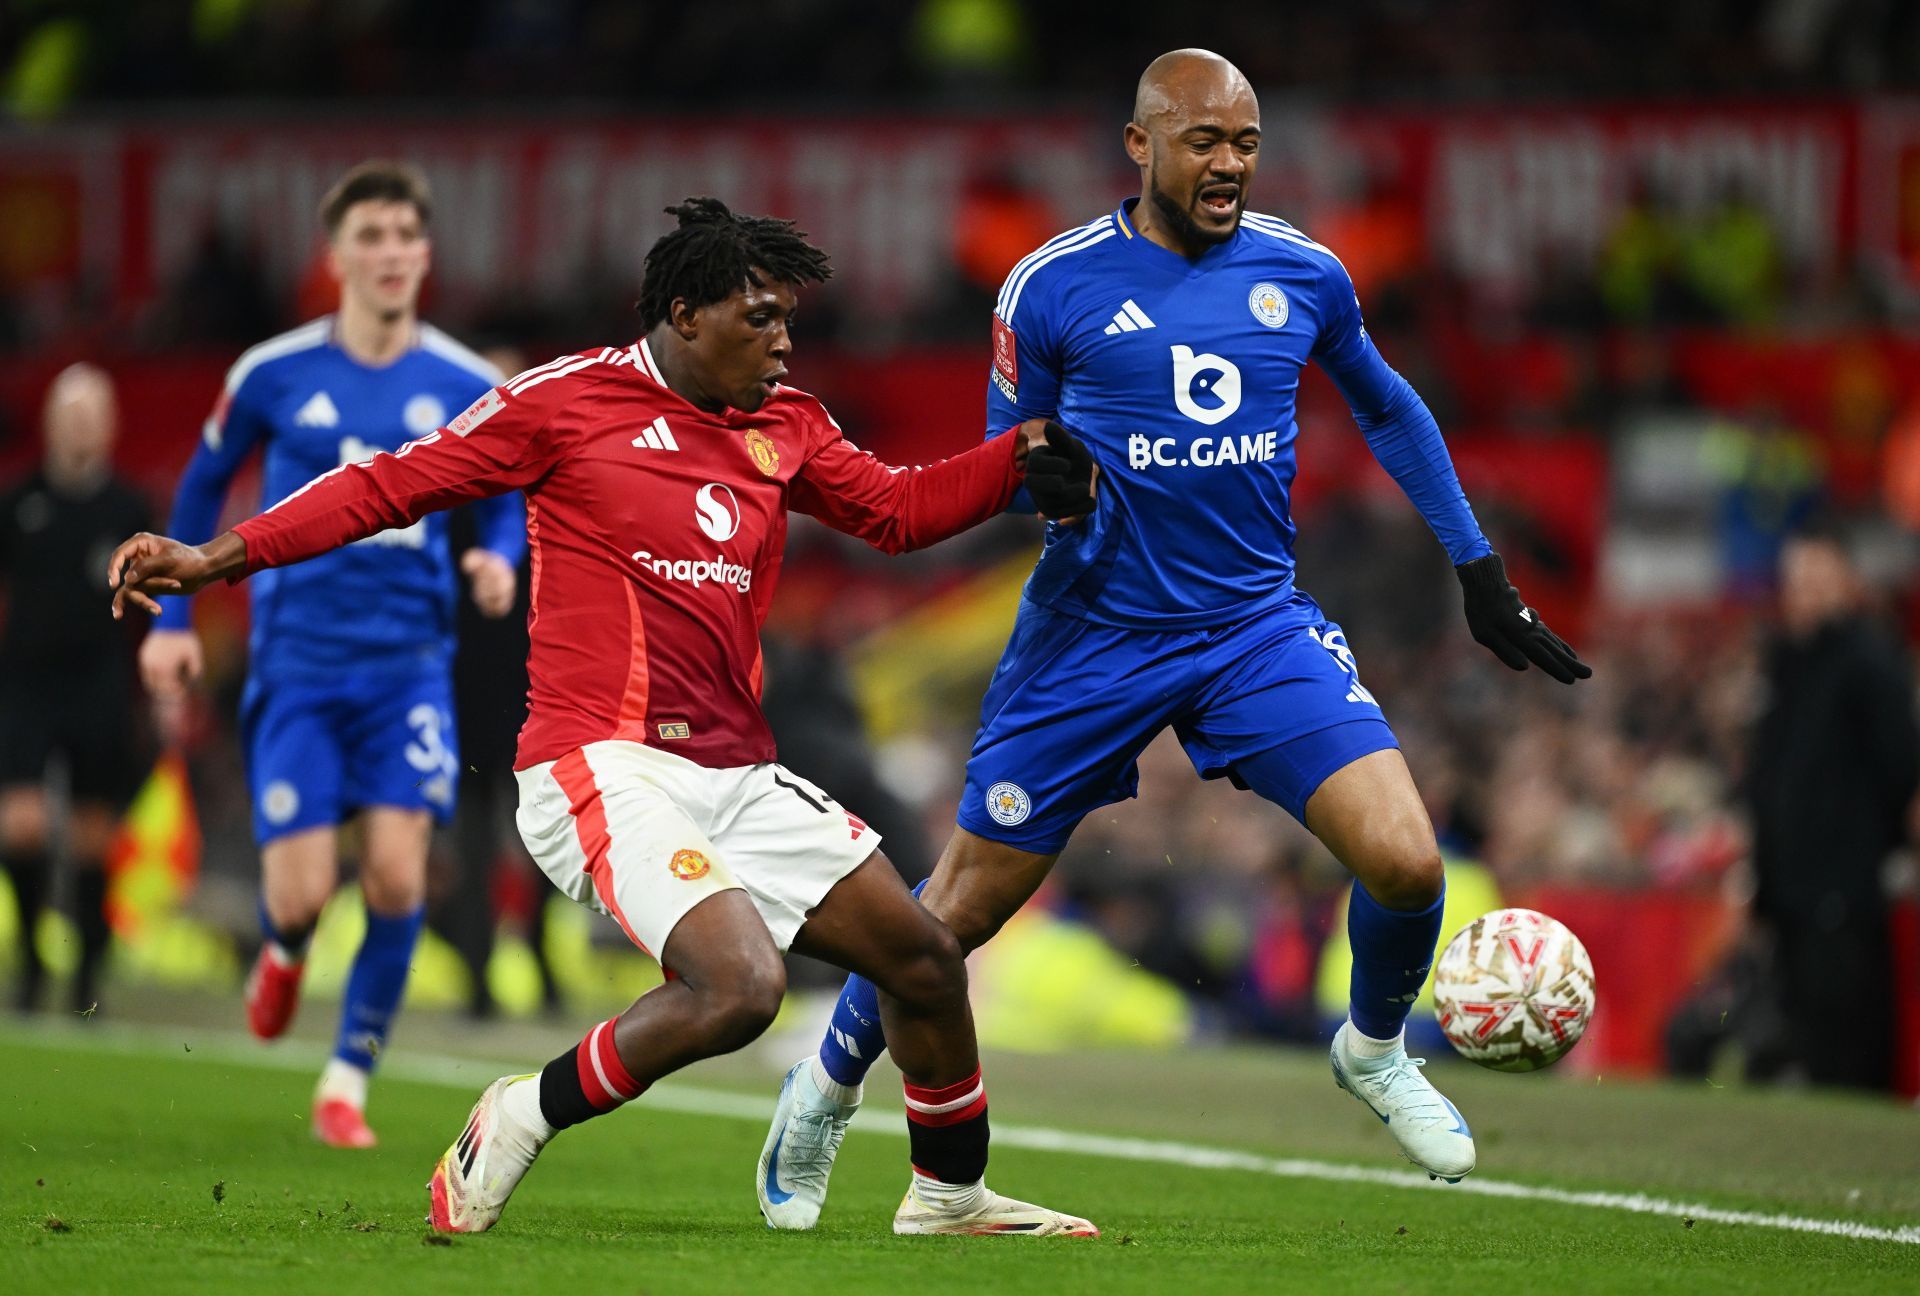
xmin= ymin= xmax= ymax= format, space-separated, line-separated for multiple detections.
xmin=1346 ymin=879 xmax=1444 ymax=1043
xmin=334 ymin=905 xmax=424 ymax=1071
xmin=258 ymin=897 xmax=314 ymax=961
xmin=816 ymin=880 xmax=927 ymax=1086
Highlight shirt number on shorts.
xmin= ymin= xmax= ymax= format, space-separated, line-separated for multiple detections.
xmin=404 ymin=703 xmax=452 ymax=774
xmin=1309 ymin=627 xmax=1378 ymax=707
xmin=772 ymin=772 xmax=832 ymax=814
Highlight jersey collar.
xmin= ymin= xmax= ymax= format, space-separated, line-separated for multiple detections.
xmin=626 ymin=336 xmax=765 ymax=427
xmin=1116 ymin=198 xmax=1240 ymax=275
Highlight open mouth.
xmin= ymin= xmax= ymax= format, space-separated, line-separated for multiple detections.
xmin=1197 ymin=184 xmax=1240 ymax=218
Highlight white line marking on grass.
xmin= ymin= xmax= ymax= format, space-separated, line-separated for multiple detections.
xmin=13 ymin=1021 xmax=1918 ymax=1247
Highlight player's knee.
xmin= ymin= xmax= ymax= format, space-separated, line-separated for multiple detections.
xmin=702 ymin=950 xmax=787 ymax=1044
xmin=936 ymin=897 xmax=1010 ymax=954
xmin=358 ymin=855 xmax=426 ymax=914
xmin=876 ymin=921 xmax=967 ymax=1014
xmin=1366 ymin=844 xmax=1445 ymax=911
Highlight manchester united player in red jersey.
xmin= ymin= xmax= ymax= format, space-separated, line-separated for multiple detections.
xmin=110 ymin=199 xmax=1101 ymax=1239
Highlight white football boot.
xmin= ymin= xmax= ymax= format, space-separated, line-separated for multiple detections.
xmin=758 ymin=1058 xmax=860 ymax=1229
xmin=893 ymin=1178 xmax=1100 ymax=1237
xmin=1330 ymin=1021 xmax=1477 ymax=1182
xmin=428 ymin=1074 xmax=553 ymax=1233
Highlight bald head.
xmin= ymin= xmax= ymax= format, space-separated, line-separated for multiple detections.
xmin=42 ymin=363 xmax=117 ymax=488
xmin=1124 ymin=49 xmax=1261 ymax=256
xmin=1132 ymin=49 xmax=1255 ymax=128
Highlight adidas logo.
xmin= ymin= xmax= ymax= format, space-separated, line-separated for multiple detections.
xmin=293 ymin=391 xmax=339 ymax=428
xmin=631 ymin=415 xmax=680 ymax=452
xmin=1102 ymin=299 xmax=1156 ymax=335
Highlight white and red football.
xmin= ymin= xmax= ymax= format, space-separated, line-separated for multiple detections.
xmin=1432 ymin=908 xmax=1596 ymax=1072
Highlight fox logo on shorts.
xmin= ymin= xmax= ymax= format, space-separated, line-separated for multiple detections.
xmin=669 ymin=849 xmax=711 ymax=881
xmin=985 ymin=782 xmax=1031 ymax=827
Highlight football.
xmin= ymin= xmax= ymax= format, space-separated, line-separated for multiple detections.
xmin=1432 ymin=908 xmax=1596 ymax=1072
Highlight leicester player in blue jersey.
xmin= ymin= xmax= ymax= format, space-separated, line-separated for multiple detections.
xmin=759 ymin=50 xmax=1589 ymax=1224
xmin=139 ymin=161 xmax=525 ymax=1148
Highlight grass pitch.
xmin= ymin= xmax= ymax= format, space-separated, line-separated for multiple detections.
xmin=4 ymin=1012 xmax=1915 ymax=1295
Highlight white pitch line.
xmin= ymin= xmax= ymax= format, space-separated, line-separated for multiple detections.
xmin=11 ymin=1021 xmax=1918 ymax=1247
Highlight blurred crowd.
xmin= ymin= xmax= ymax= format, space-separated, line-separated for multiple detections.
xmin=9 ymin=0 xmax=1920 ymax=113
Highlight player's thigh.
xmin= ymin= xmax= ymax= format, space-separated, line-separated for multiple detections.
xmin=959 ymin=601 xmax=1193 ymax=856
xmin=242 ymin=677 xmax=349 ymax=848
xmin=342 ymin=669 xmax=459 ymax=827
xmin=1176 ymin=603 xmax=1394 ymax=810
xmin=1300 ymin=746 xmax=1442 ymax=906
xmin=513 ymin=742 xmax=748 ymax=963
xmin=711 ymin=760 xmax=883 ymax=954
xmin=918 ymin=827 xmax=1060 ymax=953
xmin=355 ymin=806 xmax=432 ymax=913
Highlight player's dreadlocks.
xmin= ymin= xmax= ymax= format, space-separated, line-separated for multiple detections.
xmin=636 ymin=197 xmax=834 ymax=330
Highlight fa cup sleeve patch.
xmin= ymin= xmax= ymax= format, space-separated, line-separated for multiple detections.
xmin=447 ymin=388 xmax=506 ymax=436
xmin=991 ymin=314 xmax=1019 ymax=402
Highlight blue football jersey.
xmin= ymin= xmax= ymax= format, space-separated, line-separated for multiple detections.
xmin=157 ymin=317 xmax=525 ymax=675
xmin=988 ymin=199 xmax=1486 ymax=629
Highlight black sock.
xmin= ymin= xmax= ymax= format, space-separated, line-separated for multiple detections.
xmin=4 ymin=851 xmax=50 ymax=1005
xmin=903 ymin=1068 xmax=990 ymax=1184
xmin=537 ymin=1017 xmax=643 ymax=1131
xmin=74 ymin=868 xmax=111 ymax=1010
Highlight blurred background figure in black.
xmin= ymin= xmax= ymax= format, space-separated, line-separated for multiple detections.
xmin=1747 ymin=521 xmax=1920 ymax=1090
xmin=0 ymin=364 xmax=153 ymax=1013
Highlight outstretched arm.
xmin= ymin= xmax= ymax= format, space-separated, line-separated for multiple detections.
xmin=114 ymin=385 xmax=558 ymax=618
xmin=790 ymin=415 xmax=1044 ymax=555
xmin=1315 ymin=268 xmax=1589 ymax=683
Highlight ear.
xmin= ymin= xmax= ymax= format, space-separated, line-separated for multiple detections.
xmin=325 ymin=238 xmax=346 ymax=286
xmin=669 ymin=297 xmax=700 ymax=340
xmin=1123 ymin=122 xmax=1152 ymax=170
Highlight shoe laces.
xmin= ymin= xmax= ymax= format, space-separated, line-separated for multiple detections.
xmin=1355 ymin=1054 xmax=1454 ymax=1127
xmin=779 ymin=1102 xmax=850 ymax=1190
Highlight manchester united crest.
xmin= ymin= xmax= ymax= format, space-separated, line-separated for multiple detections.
xmin=744 ymin=428 xmax=780 ymax=476
xmin=668 ymin=849 xmax=712 ymax=881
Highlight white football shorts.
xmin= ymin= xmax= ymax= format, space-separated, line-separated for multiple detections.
xmin=514 ymin=740 xmax=881 ymax=959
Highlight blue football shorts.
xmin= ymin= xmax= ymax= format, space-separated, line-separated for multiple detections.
xmin=240 ymin=664 xmax=460 ymax=846
xmin=957 ymin=591 xmax=1399 ymax=853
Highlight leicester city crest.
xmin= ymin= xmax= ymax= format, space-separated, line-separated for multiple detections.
xmin=985 ymin=781 xmax=1031 ymax=827
xmin=1248 ymin=282 xmax=1289 ymax=329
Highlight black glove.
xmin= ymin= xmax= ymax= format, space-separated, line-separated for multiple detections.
xmin=1456 ymin=552 xmax=1591 ymax=684
xmin=1024 ymin=421 xmax=1097 ymax=520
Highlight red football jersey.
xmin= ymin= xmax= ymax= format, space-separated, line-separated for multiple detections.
xmin=233 ymin=340 xmax=1026 ymax=770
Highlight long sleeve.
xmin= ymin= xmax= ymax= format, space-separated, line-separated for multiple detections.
xmin=790 ymin=419 xmax=1025 ymax=556
xmin=155 ymin=373 xmax=274 ymax=630
xmin=234 ymin=388 xmax=555 ymax=577
xmin=470 ymin=489 xmax=527 ymax=566
xmin=1312 ymin=263 xmax=1491 ymax=566
xmin=984 ymin=267 xmax=1067 ymax=515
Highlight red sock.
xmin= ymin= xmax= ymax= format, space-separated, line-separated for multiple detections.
xmin=903 ymin=1067 xmax=989 ymax=1183
xmin=538 ymin=1017 xmax=645 ymax=1130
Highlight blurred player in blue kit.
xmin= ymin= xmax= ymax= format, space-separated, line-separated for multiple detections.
xmin=139 ymin=162 xmax=524 ymax=1148
xmin=759 ymin=49 xmax=1589 ymax=1224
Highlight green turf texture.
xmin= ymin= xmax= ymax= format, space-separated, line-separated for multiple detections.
xmin=4 ymin=1025 xmax=1915 ymax=1295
